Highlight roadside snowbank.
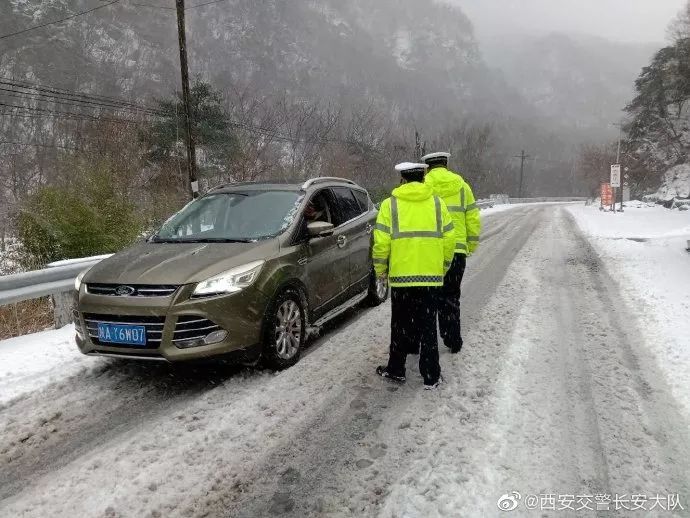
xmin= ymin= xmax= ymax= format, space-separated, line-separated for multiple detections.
xmin=480 ymin=202 xmax=533 ymax=215
xmin=0 ymin=325 xmax=99 ymax=405
xmin=567 ymin=203 xmax=690 ymax=415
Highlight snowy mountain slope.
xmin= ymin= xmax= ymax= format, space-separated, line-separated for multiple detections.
xmin=646 ymin=163 xmax=690 ymax=206
xmin=0 ymin=0 xmax=486 ymax=120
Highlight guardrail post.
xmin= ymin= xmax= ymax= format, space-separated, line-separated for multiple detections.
xmin=51 ymin=291 xmax=74 ymax=328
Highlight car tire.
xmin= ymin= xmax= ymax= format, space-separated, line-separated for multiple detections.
xmin=261 ymin=288 xmax=306 ymax=370
xmin=366 ymin=268 xmax=389 ymax=307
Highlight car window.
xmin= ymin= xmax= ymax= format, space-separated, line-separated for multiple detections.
xmin=152 ymin=191 xmax=301 ymax=242
xmin=331 ymin=187 xmax=364 ymax=225
xmin=303 ymin=190 xmax=333 ymax=225
xmin=352 ymin=189 xmax=371 ymax=212
xmin=295 ymin=189 xmax=336 ymax=242
xmin=158 ymin=194 xmax=228 ymax=237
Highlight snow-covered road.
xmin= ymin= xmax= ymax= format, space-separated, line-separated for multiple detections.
xmin=1 ymin=205 xmax=688 ymax=517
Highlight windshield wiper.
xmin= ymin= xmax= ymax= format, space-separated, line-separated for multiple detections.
xmin=150 ymin=237 xmax=253 ymax=243
xmin=194 ymin=238 xmax=254 ymax=243
xmin=149 ymin=236 xmax=179 ymax=243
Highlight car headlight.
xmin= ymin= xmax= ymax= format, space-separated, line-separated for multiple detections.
xmin=192 ymin=260 xmax=265 ymax=297
xmin=74 ymin=267 xmax=91 ymax=292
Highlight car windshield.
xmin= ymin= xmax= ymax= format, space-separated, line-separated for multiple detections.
xmin=151 ymin=190 xmax=301 ymax=242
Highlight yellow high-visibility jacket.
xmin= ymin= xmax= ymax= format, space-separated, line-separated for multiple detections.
xmin=372 ymin=182 xmax=455 ymax=288
xmin=425 ymin=166 xmax=481 ymax=254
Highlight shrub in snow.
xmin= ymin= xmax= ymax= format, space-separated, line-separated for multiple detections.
xmin=16 ymin=170 xmax=144 ymax=268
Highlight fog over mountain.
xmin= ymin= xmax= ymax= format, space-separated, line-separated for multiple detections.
xmin=449 ymin=0 xmax=678 ymax=142
xmin=450 ymin=0 xmax=686 ymax=43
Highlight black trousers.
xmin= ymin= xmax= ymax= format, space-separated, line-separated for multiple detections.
xmin=387 ymin=287 xmax=441 ymax=385
xmin=438 ymin=253 xmax=466 ymax=351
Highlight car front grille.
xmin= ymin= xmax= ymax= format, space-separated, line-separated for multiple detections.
xmin=172 ymin=316 xmax=222 ymax=344
xmin=83 ymin=313 xmax=166 ymax=348
xmin=86 ymin=284 xmax=179 ymax=297
xmin=82 ymin=314 xmax=223 ymax=348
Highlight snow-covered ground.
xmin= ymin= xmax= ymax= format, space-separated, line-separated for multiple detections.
xmin=0 ymin=205 xmax=688 ymax=517
xmin=0 ymin=325 xmax=98 ymax=405
xmin=567 ymin=202 xmax=690 ymax=415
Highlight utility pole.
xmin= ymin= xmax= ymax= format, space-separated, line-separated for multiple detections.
xmin=514 ymin=150 xmax=530 ymax=198
xmin=615 ymin=124 xmax=622 ymax=212
xmin=612 ymin=122 xmax=623 ymax=213
xmin=175 ymin=0 xmax=199 ymax=199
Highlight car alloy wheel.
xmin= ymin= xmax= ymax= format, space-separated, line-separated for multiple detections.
xmin=274 ymin=300 xmax=302 ymax=360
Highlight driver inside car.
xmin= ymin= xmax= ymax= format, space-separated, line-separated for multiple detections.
xmin=305 ymin=197 xmax=327 ymax=222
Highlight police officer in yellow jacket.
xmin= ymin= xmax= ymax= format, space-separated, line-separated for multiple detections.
xmin=373 ymin=162 xmax=455 ymax=389
xmin=421 ymin=151 xmax=481 ymax=353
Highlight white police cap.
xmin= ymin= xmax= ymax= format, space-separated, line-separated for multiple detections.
xmin=395 ymin=162 xmax=429 ymax=174
xmin=420 ymin=151 xmax=451 ymax=163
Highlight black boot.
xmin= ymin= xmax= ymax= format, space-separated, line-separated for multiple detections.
xmin=376 ymin=366 xmax=406 ymax=383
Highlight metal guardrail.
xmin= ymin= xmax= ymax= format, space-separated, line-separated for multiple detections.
xmin=508 ymin=197 xmax=587 ymax=203
xmin=0 ymin=254 xmax=110 ymax=327
xmin=477 ymin=196 xmax=586 ymax=209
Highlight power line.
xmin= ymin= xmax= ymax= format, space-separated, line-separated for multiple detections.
xmin=0 ymin=88 xmax=161 ymax=116
xmin=130 ymin=2 xmax=176 ymax=10
xmin=0 ymin=110 xmax=143 ymax=125
xmin=0 ymin=79 xmax=383 ymax=149
xmin=0 ymin=140 xmax=81 ymax=151
xmin=187 ymin=0 xmax=229 ymax=9
xmin=0 ymin=83 xmax=159 ymax=113
xmin=0 ymin=0 xmax=121 ymax=40
xmin=127 ymin=0 xmax=227 ymax=10
xmin=0 ymin=78 xmax=161 ymax=113
xmin=0 ymin=102 xmax=145 ymax=125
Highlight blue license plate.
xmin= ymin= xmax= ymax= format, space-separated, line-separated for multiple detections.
xmin=97 ymin=323 xmax=147 ymax=346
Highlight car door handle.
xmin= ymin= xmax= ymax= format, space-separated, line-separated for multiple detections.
xmin=298 ymin=257 xmax=308 ymax=265
xmin=337 ymin=235 xmax=347 ymax=248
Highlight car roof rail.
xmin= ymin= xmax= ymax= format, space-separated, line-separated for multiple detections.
xmin=301 ymin=177 xmax=357 ymax=190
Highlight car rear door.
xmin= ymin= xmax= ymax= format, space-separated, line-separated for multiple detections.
xmin=330 ymin=187 xmax=374 ymax=297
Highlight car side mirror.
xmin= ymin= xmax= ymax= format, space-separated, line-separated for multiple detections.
xmin=307 ymin=221 xmax=334 ymax=238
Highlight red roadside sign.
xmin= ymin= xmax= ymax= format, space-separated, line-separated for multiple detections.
xmin=601 ymin=182 xmax=612 ymax=207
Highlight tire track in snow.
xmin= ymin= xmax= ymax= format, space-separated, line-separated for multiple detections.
xmin=0 ymin=360 xmax=256 ymax=501
xmin=175 ymin=207 xmax=544 ymax=518
xmin=0 ymin=207 xmax=545 ymax=517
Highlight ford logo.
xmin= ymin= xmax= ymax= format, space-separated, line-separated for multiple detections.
xmin=114 ymin=285 xmax=136 ymax=296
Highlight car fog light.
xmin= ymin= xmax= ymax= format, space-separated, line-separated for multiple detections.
xmin=175 ymin=330 xmax=228 ymax=349
xmin=175 ymin=338 xmax=205 ymax=349
xmin=203 ymin=330 xmax=228 ymax=345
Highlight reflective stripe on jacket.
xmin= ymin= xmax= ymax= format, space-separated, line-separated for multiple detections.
xmin=424 ymin=166 xmax=481 ymax=255
xmin=372 ymin=182 xmax=455 ymax=288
